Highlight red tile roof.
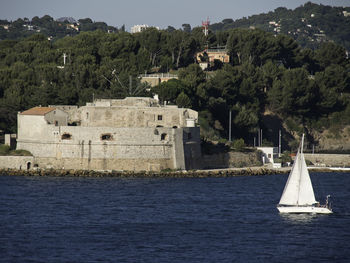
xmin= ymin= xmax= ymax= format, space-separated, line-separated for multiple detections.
xmin=20 ymin=107 xmax=56 ymax=115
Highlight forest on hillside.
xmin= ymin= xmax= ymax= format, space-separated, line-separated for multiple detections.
xmin=210 ymin=2 xmax=350 ymax=50
xmin=0 ymin=22 xmax=349 ymax=149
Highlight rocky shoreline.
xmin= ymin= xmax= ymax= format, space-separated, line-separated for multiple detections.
xmin=0 ymin=167 xmax=284 ymax=177
xmin=0 ymin=166 xmax=347 ymax=178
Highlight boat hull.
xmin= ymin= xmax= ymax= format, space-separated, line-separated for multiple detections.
xmin=277 ymin=206 xmax=332 ymax=214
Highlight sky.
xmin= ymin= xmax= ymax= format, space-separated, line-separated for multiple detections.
xmin=1 ymin=0 xmax=349 ymax=31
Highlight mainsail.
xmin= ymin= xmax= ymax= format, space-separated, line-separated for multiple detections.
xmin=279 ymin=135 xmax=317 ymax=206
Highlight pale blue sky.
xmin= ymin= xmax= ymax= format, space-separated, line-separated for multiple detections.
xmin=1 ymin=0 xmax=349 ymax=31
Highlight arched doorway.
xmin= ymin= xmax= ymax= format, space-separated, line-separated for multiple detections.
xmin=26 ymin=162 xmax=31 ymax=170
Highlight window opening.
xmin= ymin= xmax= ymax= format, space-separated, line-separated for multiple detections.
xmin=157 ymin=115 xmax=163 ymax=121
xmin=61 ymin=133 xmax=72 ymax=140
xmin=161 ymin=133 xmax=168 ymax=141
xmin=188 ymin=132 xmax=192 ymax=139
xmin=101 ymin=133 xmax=113 ymax=141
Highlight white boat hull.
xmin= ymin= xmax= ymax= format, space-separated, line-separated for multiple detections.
xmin=277 ymin=206 xmax=332 ymax=214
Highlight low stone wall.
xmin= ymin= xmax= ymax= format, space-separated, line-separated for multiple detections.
xmin=202 ymin=151 xmax=262 ymax=169
xmin=304 ymin=153 xmax=350 ymax=167
xmin=0 ymin=156 xmax=34 ymax=170
xmin=34 ymin=157 xmax=174 ymax=172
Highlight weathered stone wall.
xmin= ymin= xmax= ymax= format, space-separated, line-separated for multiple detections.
xmin=17 ymin=115 xmax=49 ymax=141
xmin=0 ymin=156 xmax=34 ymax=170
xmin=304 ymin=153 xmax=350 ymax=167
xmin=202 ymin=151 xmax=262 ymax=169
xmin=17 ymin=124 xmax=201 ymax=171
xmin=71 ymin=106 xmax=197 ymax=128
xmin=44 ymin=109 xmax=68 ymax=126
xmin=33 ymin=157 xmax=173 ymax=171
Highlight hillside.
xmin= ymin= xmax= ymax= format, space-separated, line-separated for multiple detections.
xmin=1 ymin=5 xmax=350 ymax=151
xmin=0 ymin=15 xmax=119 ymax=41
xmin=210 ymin=2 xmax=350 ymax=50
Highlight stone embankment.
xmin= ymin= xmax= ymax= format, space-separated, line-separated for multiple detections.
xmin=0 ymin=167 xmax=289 ymax=178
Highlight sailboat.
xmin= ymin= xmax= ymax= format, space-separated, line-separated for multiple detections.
xmin=277 ymin=134 xmax=332 ymax=214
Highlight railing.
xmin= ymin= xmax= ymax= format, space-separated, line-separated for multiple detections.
xmin=139 ymin=73 xmax=178 ymax=78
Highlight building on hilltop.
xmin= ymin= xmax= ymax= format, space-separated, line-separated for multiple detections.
xmin=196 ymin=48 xmax=230 ymax=70
xmin=131 ymin=24 xmax=160 ymax=33
xmin=16 ymin=97 xmax=202 ymax=171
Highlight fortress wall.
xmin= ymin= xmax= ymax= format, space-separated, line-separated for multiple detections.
xmin=34 ymin=157 xmax=173 ymax=171
xmin=15 ymin=127 xmax=202 ymax=171
xmin=76 ymin=106 xmax=191 ymax=128
xmin=304 ymin=153 xmax=350 ymax=167
xmin=0 ymin=156 xmax=34 ymax=170
xmin=17 ymin=127 xmax=175 ymax=160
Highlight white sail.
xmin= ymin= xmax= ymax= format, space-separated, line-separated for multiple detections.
xmin=298 ymin=152 xmax=317 ymax=205
xmin=278 ymin=135 xmax=317 ymax=206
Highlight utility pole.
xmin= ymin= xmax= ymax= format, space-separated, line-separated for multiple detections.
xmin=228 ymin=110 xmax=232 ymax=142
xmin=279 ymin=129 xmax=282 ymax=157
xmin=129 ymin=76 xmax=132 ymax=95
xmin=63 ymin=53 xmax=67 ymax=65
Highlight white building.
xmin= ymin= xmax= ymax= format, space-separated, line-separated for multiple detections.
xmin=257 ymin=147 xmax=279 ymax=165
xmin=131 ymin=24 xmax=159 ymax=33
xmin=131 ymin=24 xmax=149 ymax=33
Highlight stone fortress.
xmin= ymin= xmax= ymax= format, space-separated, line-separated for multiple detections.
xmin=15 ymin=97 xmax=202 ymax=171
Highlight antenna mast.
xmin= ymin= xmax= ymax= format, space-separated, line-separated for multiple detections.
xmin=202 ymin=17 xmax=210 ymax=37
xmin=202 ymin=17 xmax=210 ymax=50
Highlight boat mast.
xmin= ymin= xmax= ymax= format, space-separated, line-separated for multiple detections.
xmin=296 ymin=134 xmax=305 ymax=205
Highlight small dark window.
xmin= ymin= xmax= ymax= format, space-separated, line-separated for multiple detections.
xmin=161 ymin=133 xmax=168 ymax=141
xmin=55 ymin=121 xmax=58 ymax=126
xmin=157 ymin=115 xmax=163 ymax=121
xmin=173 ymin=126 xmax=178 ymax=129
xmin=154 ymin=129 xmax=159 ymax=135
xmin=62 ymin=133 xmax=72 ymax=140
xmin=268 ymin=154 xmax=272 ymax=158
xmin=188 ymin=132 xmax=192 ymax=139
xmin=101 ymin=133 xmax=113 ymax=141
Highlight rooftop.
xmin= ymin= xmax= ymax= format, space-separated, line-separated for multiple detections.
xmin=20 ymin=107 xmax=56 ymax=115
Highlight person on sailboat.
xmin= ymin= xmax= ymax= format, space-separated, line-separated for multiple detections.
xmin=326 ymin=195 xmax=330 ymax=208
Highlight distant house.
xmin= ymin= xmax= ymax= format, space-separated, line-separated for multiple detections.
xmin=196 ymin=48 xmax=230 ymax=70
xmin=131 ymin=24 xmax=159 ymax=33
xmin=257 ymin=147 xmax=279 ymax=165
xmin=139 ymin=73 xmax=178 ymax=87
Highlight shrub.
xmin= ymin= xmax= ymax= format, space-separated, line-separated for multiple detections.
xmin=231 ymin=138 xmax=246 ymax=151
xmin=0 ymin=144 xmax=11 ymax=155
xmin=9 ymin=149 xmax=32 ymax=156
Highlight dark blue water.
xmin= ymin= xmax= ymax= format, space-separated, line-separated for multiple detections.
xmin=0 ymin=173 xmax=349 ymax=263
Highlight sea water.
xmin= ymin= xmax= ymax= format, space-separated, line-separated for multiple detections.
xmin=0 ymin=173 xmax=349 ymax=262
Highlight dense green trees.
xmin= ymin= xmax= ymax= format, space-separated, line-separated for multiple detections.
xmin=210 ymin=2 xmax=350 ymax=51
xmin=0 ymin=24 xmax=349 ymax=149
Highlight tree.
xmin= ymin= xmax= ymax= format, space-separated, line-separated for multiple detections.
xmin=137 ymin=28 xmax=163 ymax=67
xmin=176 ymin=92 xmax=192 ymax=108
xmin=268 ymin=68 xmax=317 ymax=118
xmin=152 ymin=79 xmax=183 ymax=104
xmin=314 ymin=42 xmax=348 ymax=70
xmin=182 ymin=24 xmax=191 ymax=33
